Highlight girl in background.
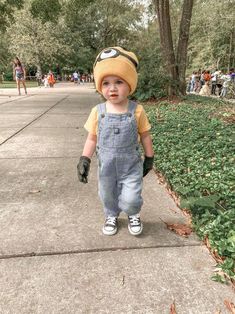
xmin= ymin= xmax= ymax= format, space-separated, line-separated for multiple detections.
xmin=13 ymin=57 xmax=27 ymax=96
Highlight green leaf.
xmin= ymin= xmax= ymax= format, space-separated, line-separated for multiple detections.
xmin=193 ymin=195 xmax=220 ymax=208
xmin=211 ymin=274 xmax=228 ymax=284
xmin=176 ymin=186 xmax=191 ymax=196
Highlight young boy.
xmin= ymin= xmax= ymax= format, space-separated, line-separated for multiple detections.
xmin=77 ymin=47 xmax=154 ymax=236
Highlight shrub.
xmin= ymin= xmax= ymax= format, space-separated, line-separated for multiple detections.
xmin=132 ymin=25 xmax=169 ymax=101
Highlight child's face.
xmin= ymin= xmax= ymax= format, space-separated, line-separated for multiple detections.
xmin=101 ymin=75 xmax=130 ymax=106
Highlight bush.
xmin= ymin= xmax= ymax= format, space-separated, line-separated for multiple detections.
xmin=134 ymin=45 xmax=168 ymax=100
xmin=132 ymin=25 xmax=169 ymax=101
xmin=3 ymin=71 xmax=13 ymax=81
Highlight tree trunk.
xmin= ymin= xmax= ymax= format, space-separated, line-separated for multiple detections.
xmin=228 ymin=29 xmax=235 ymax=71
xmin=37 ymin=64 xmax=42 ymax=76
xmin=176 ymin=0 xmax=194 ymax=95
xmin=154 ymin=0 xmax=178 ymax=95
xmin=153 ymin=0 xmax=194 ymax=96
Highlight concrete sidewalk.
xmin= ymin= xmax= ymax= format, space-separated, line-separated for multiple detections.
xmin=0 ymin=83 xmax=233 ymax=313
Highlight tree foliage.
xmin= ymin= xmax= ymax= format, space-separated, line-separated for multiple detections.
xmin=1 ymin=0 xmax=234 ymax=94
xmin=30 ymin=0 xmax=62 ymax=23
xmin=64 ymin=0 xmax=142 ymax=50
xmin=62 ymin=0 xmax=143 ymax=71
xmin=188 ymin=0 xmax=235 ymax=72
xmin=6 ymin=6 xmax=72 ymax=72
xmin=133 ymin=23 xmax=168 ymax=100
xmin=0 ymin=0 xmax=24 ymax=31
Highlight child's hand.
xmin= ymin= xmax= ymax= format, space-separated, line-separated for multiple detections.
xmin=143 ymin=156 xmax=154 ymax=177
xmin=77 ymin=156 xmax=91 ymax=183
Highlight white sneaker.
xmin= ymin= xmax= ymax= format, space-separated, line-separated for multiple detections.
xmin=103 ymin=216 xmax=118 ymax=236
xmin=128 ymin=214 xmax=143 ymax=236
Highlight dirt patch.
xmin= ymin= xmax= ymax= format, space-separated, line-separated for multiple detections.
xmin=209 ymin=104 xmax=235 ymax=124
xmin=141 ymin=96 xmax=183 ymax=106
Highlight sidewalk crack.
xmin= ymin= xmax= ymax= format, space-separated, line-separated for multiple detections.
xmin=0 ymin=243 xmax=202 ymax=260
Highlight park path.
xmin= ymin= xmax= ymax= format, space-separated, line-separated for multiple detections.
xmin=0 ymin=83 xmax=234 ymax=313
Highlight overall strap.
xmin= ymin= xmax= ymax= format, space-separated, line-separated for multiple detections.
xmin=97 ymin=103 xmax=106 ymax=115
xmin=97 ymin=103 xmax=106 ymax=126
xmin=128 ymin=100 xmax=137 ymax=115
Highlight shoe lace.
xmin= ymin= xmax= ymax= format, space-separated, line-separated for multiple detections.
xmin=106 ymin=217 xmax=117 ymax=225
xmin=129 ymin=215 xmax=140 ymax=225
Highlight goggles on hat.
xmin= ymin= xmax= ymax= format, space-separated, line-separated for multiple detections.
xmin=94 ymin=48 xmax=138 ymax=69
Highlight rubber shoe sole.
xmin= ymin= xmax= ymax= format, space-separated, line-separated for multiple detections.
xmin=128 ymin=223 xmax=143 ymax=236
xmin=102 ymin=225 xmax=118 ymax=236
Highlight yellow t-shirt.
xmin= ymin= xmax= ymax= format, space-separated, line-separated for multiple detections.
xmin=84 ymin=104 xmax=151 ymax=135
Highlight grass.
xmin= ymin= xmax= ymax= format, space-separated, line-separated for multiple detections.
xmin=0 ymin=81 xmax=38 ymax=88
xmin=143 ymin=94 xmax=235 ymax=283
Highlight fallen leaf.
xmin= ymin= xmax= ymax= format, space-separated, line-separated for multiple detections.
xmin=170 ymin=301 xmax=177 ymax=314
xmin=224 ymin=300 xmax=235 ymax=314
xmin=204 ymin=236 xmax=224 ymax=263
xmin=167 ymin=223 xmax=192 ymax=237
xmin=160 ymin=218 xmax=192 ymax=237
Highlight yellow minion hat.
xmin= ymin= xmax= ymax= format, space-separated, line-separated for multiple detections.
xmin=93 ymin=46 xmax=139 ymax=95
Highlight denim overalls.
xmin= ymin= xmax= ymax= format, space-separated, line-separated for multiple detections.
xmin=96 ymin=101 xmax=143 ymax=218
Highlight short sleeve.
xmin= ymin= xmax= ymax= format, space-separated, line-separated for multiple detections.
xmin=84 ymin=106 xmax=98 ymax=135
xmin=136 ymin=105 xmax=151 ymax=134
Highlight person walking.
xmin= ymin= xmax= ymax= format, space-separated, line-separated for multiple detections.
xmin=13 ymin=57 xmax=27 ymax=95
xmin=36 ymin=69 xmax=42 ymax=87
xmin=190 ymin=71 xmax=196 ymax=92
xmin=48 ymin=71 xmax=55 ymax=88
xmin=73 ymin=71 xmax=79 ymax=84
xmin=200 ymin=70 xmax=205 ymax=90
xmin=81 ymin=73 xmax=86 ymax=84
xmin=204 ymin=70 xmax=211 ymax=83
xmin=211 ymin=69 xmax=220 ymax=95
xmin=220 ymin=72 xmax=231 ymax=98
xmin=77 ymin=46 xmax=154 ymax=236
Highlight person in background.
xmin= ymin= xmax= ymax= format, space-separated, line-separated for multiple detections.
xmin=200 ymin=70 xmax=205 ymax=90
xmin=190 ymin=71 xmax=196 ymax=92
xmin=194 ymin=72 xmax=201 ymax=93
xmin=186 ymin=75 xmax=191 ymax=93
xmin=211 ymin=69 xmax=220 ymax=95
xmin=43 ymin=74 xmax=49 ymax=88
xmin=229 ymin=68 xmax=235 ymax=83
xmin=48 ymin=70 xmax=55 ymax=88
xmin=81 ymin=73 xmax=86 ymax=84
xmin=73 ymin=71 xmax=79 ymax=84
xmin=220 ymin=71 xmax=231 ymax=98
xmin=216 ymin=70 xmax=223 ymax=96
xmin=13 ymin=57 xmax=27 ymax=95
xmin=199 ymin=80 xmax=211 ymax=96
xmin=36 ymin=69 xmax=42 ymax=87
xmin=203 ymin=70 xmax=211 ymax=83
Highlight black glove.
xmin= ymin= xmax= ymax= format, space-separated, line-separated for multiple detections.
xmin=77 ymin=156 xmax=91 ymax=183
xmin=143 ymin=156 xmax=154 ymax=177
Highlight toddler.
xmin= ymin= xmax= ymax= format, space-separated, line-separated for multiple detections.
xmin=199 ymin=81 xmax=211 ymax=96
xmin=77 ymin=47 xmax=154 ymax=236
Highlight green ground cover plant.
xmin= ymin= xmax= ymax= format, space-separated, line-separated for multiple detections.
xmin=144 ymin=95 xmax=235 ymax=283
